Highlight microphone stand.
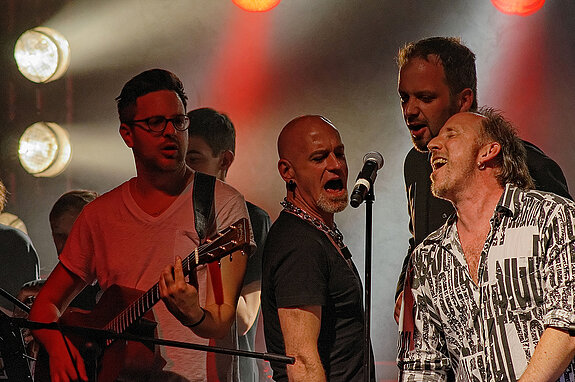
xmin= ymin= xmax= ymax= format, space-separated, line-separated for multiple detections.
xmin=363 ymin=186 xmax=375 ymax=382
xmin=0 ymin=311 xmax=33 ymax=381
xmin=11 ymin=317 xmax=294 ymax=381
xmin=0 ymin=286 xmax=31 ymax=313
xmin=1 ymin=288 xmax=293 ymax=380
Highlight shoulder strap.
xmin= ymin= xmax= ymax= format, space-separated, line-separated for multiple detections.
xmin=193 ymin=172 xmax=216 ymax=241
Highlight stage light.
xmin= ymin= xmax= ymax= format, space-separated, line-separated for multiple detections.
xmin=491 ymin=0 xmax=545 ymax=16
xmin=233 ymin=0 xmax=281 ymax=12
xmin=18 ymin=122 xmax=72 ymax=177
xmin=14 ymin=27 xmax=71 ymax=83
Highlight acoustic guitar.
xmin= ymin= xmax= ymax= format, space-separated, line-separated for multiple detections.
xmin=35 ymin=217 xmax=250 ymax=382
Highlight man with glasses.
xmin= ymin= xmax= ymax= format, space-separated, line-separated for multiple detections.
xmin=30 ymin=69 xmax=253 ymax=382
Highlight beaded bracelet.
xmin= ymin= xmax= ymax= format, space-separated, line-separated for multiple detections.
xmin=184 ymin=308 xmax=206 ymax=328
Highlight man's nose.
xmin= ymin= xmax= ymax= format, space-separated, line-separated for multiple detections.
xmin=427 ymin=135 xmax=441 ymax=151
xmin=163 ymin=120 xmax=177 ymax=135
xmin=403 ymin=98 xmax=419 ymax=118
xmin=327 ymin=153 xmax=343 ymax=169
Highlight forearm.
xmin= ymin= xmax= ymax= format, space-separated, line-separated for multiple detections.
xmin=28 ymin=263 xmax=85 ymax=350
xmin=28 ymin=264 xmax=89 ymax=382
xmin=518 ymin=327 xmax=575 ymax=382
xmin=29 ymin=297 xmax=68 ymax=351
xmin=236 ymin=281 xmax=261 ymax=336
xmin=187 ymin=302 xmax=237 ymax=339
xmin=279 ymin=306 xmax=325 ymax=382
xmin=191 ymin=252 xmax=247 ymax=338
xmin=287 ymin=352 xmax=326 ymax=382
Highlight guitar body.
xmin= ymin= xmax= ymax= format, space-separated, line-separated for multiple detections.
xmin=35 ymin=285 xmax=163 ymax=382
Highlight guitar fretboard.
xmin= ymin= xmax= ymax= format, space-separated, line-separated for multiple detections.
xmin=100 ymin=218 xmax=247 ymax=345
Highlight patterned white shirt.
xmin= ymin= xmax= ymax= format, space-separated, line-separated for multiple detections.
xmin=398 ymin=184 xmax=575 ymax=381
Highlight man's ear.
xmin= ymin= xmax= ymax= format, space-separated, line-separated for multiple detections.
xmin=278 ymin=159 xmax=295 ymax=183
xmin=457 ymin=88 xmax=474 ymax=112
xmin=478 ymin=141 xmax=501 ymax=166
xmin=119 ymin=123 xmax=134 ymax=148
xmin=220 ymin=150 xmax=235 ymax=173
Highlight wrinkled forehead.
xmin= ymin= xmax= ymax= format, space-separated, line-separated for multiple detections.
xmin=442 ymin=112 xmax=485 ymax=134
xmin=280 ymin=118 xmax=343 ymax=160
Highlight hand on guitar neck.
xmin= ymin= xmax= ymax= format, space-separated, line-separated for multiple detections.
xmin=159 ymin=219 xmax=250 ymax=339
xmin=159 ymin=256 xmax=205 ymax=327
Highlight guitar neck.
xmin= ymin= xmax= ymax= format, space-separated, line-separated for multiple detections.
xmin=103 ymin=242 xmax=209 ymax=335
xmin=101 ymin=217 xmax=248 ymax=337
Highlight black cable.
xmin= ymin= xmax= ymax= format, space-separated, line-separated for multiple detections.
xmin=58 ymin=322 xmax=83 ymax=380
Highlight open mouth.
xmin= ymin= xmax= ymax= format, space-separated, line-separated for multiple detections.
xmin=431 ymin=157 xmax=447 ymax=171
xmin=162 ymin=143 xmax=179 ymax=151
xmin=408 ymin=123 xmax=426 ymax=131
xmin=324 ymin=179 xmax=344 ymax=192
xmin=408 ymin=124 xmax=427 ymax=139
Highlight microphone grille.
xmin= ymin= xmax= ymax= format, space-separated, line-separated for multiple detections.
xmin=363 ymin=151 xmax=384 ymax=169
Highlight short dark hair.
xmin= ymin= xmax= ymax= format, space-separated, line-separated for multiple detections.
xmin=115 ymin=69 xmax=187 ymax=123
xmin=49 ymin=190 xmax=99 ymax=223
xmin=477 ymin=107 xmax=534 ymax=189
xmin=187 ymin=108 xmax=236 ymax=155
xmin=397 ymin=37 xmax=478 ymax=111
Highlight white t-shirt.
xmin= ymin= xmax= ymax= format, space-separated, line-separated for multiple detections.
xmin=60 ymin=175 xmax=252 ymax=381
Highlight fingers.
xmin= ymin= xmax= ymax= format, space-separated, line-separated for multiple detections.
xmin=49 ymin=344 xmax=88 ymax=382
xmin=159 ymin=257 xmax=187 ymax=297
xmin=173 ymin=256 xmax=185 ymax=283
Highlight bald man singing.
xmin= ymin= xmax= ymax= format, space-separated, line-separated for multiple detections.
xmin=261 ymin=115 xmax=374 ymax=381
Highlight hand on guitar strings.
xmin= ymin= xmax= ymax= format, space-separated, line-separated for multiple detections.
xmin=159 ymin=256 xmax=205 ymax=328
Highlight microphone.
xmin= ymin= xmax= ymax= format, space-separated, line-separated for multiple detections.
xmin=350 ymin=151 xmax=384 ymax=208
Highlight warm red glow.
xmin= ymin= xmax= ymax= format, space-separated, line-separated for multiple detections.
xmin=233 ymin=0 xmax=280 ymax=12
xmin=491 ymin=0 xmax=545 ymax=16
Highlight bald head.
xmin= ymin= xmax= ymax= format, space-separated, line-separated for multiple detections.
xmin=278 ymin=115 xmax=339 ymax=161
xmin=277 ymin=115 xmax=348 ymax=221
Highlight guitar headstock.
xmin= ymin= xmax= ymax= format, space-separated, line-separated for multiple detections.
xmin=185 ymin=217 xmax=250 ymax=269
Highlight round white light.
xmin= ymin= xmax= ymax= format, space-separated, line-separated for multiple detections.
xmin=14 ymin=27 xmax=71 ymax=83
xmin=18 ymin=122 xmax=72 ymax=177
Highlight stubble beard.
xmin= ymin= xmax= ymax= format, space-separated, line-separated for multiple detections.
xmin=431 ymin=176 xmax=449 ymax=200
xmin=430 ymin=162 xmax=475 ymax=202
xmin=413 ymin=138 xmax=429 ymax=153
xmin=317 ymin=191 xmax=349 ymax=214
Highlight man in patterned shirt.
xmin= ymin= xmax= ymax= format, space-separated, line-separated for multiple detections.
xmin=397 ymin=107 xmax=575 ymax=381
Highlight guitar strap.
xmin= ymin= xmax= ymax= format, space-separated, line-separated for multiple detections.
xmin=193 ymin=171 xmax=216 ymax=242
xmin=192 ymin=172 xmax=234 ymax=382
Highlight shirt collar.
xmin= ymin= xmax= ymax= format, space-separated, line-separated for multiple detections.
xmin=422 ymin=183 xmax=521 ymax=247
xmin=496 ymin=183 xmax=521 ymax=220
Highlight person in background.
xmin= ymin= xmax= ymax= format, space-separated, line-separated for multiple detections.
xmin=0 ymin=178 xmax=39 ymax=314
xmin=186 ymin=107 xmax=271 ymax=382
xmin=394 ymin=36 xmax=571 ymax=322
xmin=15 ymin=190 xmax=99 ymax=378
xmin=19 ymin=190 xmax=101 ymax=311
xmin=398 ymin=108 xmax=575 ymax=381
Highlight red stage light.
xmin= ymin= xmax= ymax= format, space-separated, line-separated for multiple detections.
xmin=233 ymin=0 xmax=280 ymax=12
xmin=491 ymin=0 xmax=545 ymax=16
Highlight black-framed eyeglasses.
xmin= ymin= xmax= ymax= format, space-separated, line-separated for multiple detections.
xmin=126 ymin=115 xmax=190 ymax=133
